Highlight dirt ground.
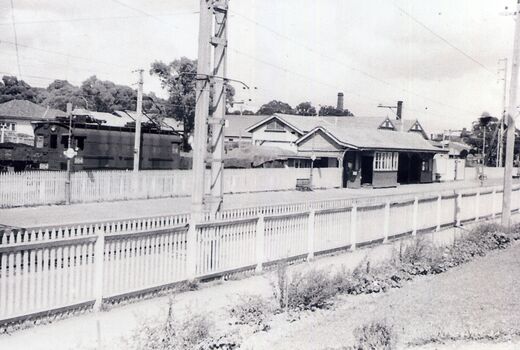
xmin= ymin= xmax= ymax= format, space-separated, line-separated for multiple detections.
xmin=243 ymin=240 xmax=520 ymax=349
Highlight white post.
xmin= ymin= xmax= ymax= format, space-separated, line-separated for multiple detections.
xmin=412 ymin=196 xmax=418 ymax=236
xmin=475 ymin=190 xmax=480 ymax=221
xmin=350 ymin=205 xmax=357 ymax=251
xmin=492 ymin=188 xmax=497 ymax=219
xmin=93 ymin=225 xmax=105 ymax=311
xmin=186 ymin=213 xmax=199 ymax=279
xmin=307 ymin=210 xmax=315 ymax=261
xmin=456 ymin=192 xmax=462 ymax=226
xmin=383 ymin=201 xmax=390 ymax=243
xmin=436 ymin=195 xmax=442 ymax=231
xmin=255 ymin=215 xmax=265 ymax=273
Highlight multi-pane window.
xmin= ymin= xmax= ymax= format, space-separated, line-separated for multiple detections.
xmin=373 ymin=151 xmax=399 ymax=171
xmin=0 ymin=122 xmax=16 ymax=131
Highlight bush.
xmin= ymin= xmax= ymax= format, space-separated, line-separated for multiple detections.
xmin=272 ymin=262 xmax=335 ymax=311
xmin=127 ymin=298 xmax=239 ymax=350
xmin=229 ymin=294 xmax=273 ymax=332
xmin=353 ymin=320 xmax=397 ymax=350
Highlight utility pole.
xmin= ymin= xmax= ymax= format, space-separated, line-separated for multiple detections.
xmin=502 ymin=0 xmax=520 ymax=229
xmin=65 ymin=103 xmax=73 ymax=205
xmin=209 ymin=0 xmax=229 ymax=215
xmin=191 ymin=0 xmax=213 ymax=217
xmin=498 ymin=58 xmax=508 ymax=167
xmin=133 ymin=69 xmax=144 ymax=172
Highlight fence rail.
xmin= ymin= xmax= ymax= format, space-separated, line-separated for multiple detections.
xmin=1 ymin=184 xmax=520 ymax=326
xmin=0 ymin=168 xmax=342 ymax=208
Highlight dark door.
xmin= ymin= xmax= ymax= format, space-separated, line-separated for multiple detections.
xmin=361 ymin=155 xmax=373 ymax=185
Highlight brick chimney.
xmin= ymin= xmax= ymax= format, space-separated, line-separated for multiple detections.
xmin=396 ymin=101 xmax=403 ymax=120
xmin=337 ymin=92 xmax=344 ymax=111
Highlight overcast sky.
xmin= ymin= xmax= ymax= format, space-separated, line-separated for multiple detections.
xmin=0 ymin=0 xmax=516 ymax=132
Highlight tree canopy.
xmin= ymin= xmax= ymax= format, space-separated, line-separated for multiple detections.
xmin=150 ymin=57 xmax=235 ymax=147
xmin=0 ymin=76 xmax=44 ymax=104
xmin=318 ymin=105 xmax=354 ymax=116
xmin=295 ymin=101 xmax=316 ymax=116
xmin=256 ymin=100 xmax=294 ymax=115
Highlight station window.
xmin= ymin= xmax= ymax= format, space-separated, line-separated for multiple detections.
xmin=373 ymin=152 xmax=399 ymax=171
xmin=76 ymin=137 xmax=85 ymax=150
xmin=0 ymin=122 xmax=16 ymax=131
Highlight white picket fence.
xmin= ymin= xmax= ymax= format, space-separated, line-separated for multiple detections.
xmin=0 ymin=168 xmax=342 ymax=208
xmin=1 ymin=184 xmax=519 ymax=326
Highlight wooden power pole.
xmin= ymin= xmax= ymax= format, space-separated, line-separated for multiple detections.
xmin=209 ymin=0 xmax=229 ymax=215
xmin=502 ymin=0 xmax=520 ymax=229
xmin=498 ymin=58 xmax=508 ymax=168
xmin=133 ymin=69 xmax=144 ymax=172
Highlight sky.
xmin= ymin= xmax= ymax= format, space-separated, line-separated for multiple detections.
xmin=0 ymin=0 xmax=516 ymax=133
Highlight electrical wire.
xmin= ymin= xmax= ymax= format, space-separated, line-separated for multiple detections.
xmin=392 ymin=1 xmax=496 ymax=76
xmin=9 ymin=0 xmax=21 ymax=79
xmin=229 ymin=9 xmax=494 ymax=117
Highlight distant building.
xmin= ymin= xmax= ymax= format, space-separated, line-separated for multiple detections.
xmin=239 ymin=113 xmax=444 ymax=188
xmin=224 ymin=115 xmax=269 ymax=143
xmin=0 ymin=100 xmax=66 ymax=145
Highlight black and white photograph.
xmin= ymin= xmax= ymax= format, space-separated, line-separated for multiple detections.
xmin=1 ymin=0 xmax=520 ymax=349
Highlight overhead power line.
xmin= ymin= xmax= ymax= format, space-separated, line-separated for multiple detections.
xmin=392 ymin=1 xmax=496 ymax=76
xmin=229 ymin=9 xmax=493 ymax=117
xmin=0 ymin=11 xmax=198 ymax=26
xmin=9 ymin=0 xmax=22 ymax=79
xmin=0 ymin=39 xmax=128 ymax=70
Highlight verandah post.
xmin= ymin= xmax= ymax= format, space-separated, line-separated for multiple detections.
xmin=350 ymin=205 xmax=357 ymax=251
xmin=307 ymin=210 xmax=315 ymax=261
xmin=255 ymin=215 xmax=265 ymax=273
xmin=93 ymin=225 xmax=105 ymax=311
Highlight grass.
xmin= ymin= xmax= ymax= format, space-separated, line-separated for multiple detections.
xmin=244 ymin=238 xmax=520 ymax=349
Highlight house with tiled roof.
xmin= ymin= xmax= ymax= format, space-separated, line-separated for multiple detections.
xmin=243 ymin=113 xmax=445 ymax=188
xmin=0 ymin=100 xmax=66 ymax=145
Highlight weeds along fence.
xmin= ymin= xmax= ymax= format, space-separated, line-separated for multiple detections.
xmin=0 ymin=184 xmax=519 ymax=327
xmin=0 ymin=168 xmax=341 ymax=208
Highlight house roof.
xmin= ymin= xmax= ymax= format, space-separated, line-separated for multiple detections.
xmin=225 ymin=143 xmax=302 ymax=167
xmin=225 ymin=115 xmax=270 ymax=138
xmin=245 ymin=113 xmax=424 ymax=136
xmin=296 ymin=125 xmax=444 ymax=153
xmin=0 ymin=100 xmax=66 ymax=120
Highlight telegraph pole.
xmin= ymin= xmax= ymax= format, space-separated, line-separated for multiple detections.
xmin=191 ymin=0 xmax=213 ymax=216
xmin=133 ymin=69 xmax=144 ymax=172
xmin=502 ymin=0 xmax=520 ymax=229
xmin=209 ymin=0 xmax=229 ymax=215
xmin=65 ymin=102 xmax=73 ymax=205
xmin=498 ymin=58 xmax=508 ymax=167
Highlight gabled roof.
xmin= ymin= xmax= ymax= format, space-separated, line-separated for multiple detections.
xmin=296 ymin=125 xmax=443 ymax=153
xmin=225 ymin=114 xmax=269 ymax=138
xmin=0 ymin=100 xmax=66 ymax=120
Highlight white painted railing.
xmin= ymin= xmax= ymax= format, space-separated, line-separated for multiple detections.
xmin=0 ymin=168 xmax=342 ymax=208
xmin=1 ymin=184 xmax=520 ymax=326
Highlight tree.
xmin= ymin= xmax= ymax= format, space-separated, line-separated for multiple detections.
xmin=0 ymin=75 xmax=43 ymax=104
xmin=42 ymin=80 xmax=84 ymax=111
xmin=295 ymin=101 xmax=316 ymax=116
xmin=150 ymin=57 xmax=235 ymax=148
xmin=80 ymin=76 xmax=137 ymax=112
xmin=463 ymin=113 xmax=505 ymax=166
xmin=318 ymin=105 xmax=354 ymax=116
xmin=256 ymin=100 xmax=293 ymax=115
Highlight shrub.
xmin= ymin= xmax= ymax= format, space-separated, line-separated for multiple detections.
xmin=353 ymin=320 xmax=397 ymax=350
xmin=271 ymin=262 xmax=335 ymax=311
xmin=287 ymin=268 xmax=335 ymax=311
xmin=228 ymin=294 xmax=273 ymax=332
